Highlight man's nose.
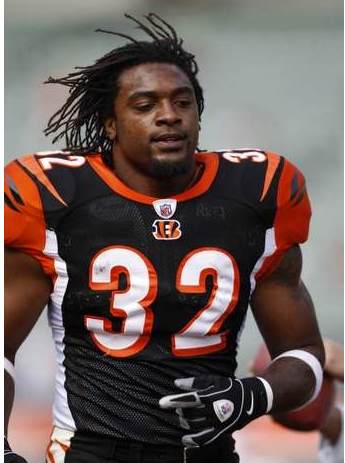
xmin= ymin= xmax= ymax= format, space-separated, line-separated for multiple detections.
xmin=155 ymin=102 xmax=181 ymax=125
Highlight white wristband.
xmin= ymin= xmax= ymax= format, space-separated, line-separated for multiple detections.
xmin=257 ymin=376 xmax=274 ymax=413
xmin=4 ymin=358 xmax=15 ymax=381
xmin=273 ymin=349 xmax=323 ymax=406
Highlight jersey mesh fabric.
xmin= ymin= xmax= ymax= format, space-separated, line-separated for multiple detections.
xmin=5 ymin=151 xmax=311 ymax=447
xmin=59 ymin=187 xmax=248 ymax=443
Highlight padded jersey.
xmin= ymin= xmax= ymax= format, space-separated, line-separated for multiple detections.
xmin=5 ymin=149 xmax=311 ymax=444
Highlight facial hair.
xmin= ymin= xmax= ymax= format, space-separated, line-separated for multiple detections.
xmin=148 ymin=153 xmax=194 ymax=179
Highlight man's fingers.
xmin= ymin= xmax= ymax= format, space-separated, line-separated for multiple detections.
xmin=174 ymin=377 xmax=196 ymax=391
xmin=159 ymin=391 xmax=201 ymax=409
xmin=176 ymin=407 xmax=209 ymax=432
xmin=181 ymin=428 xmax=215 ymax=448
xmin=182 ymin=406 xmax=206 ymax=420
xmin=175 ymin=408 xmax=190 ymax=429
xmin=174 ymin=375 xmax=220 ymax=392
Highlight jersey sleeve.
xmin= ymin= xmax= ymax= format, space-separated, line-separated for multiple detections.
xmin=5 ymin=158 xmax=56 ymax=281
xmin=275 ymin=157 xmax=311 ymax=247
xmin=256 ymin=155 xmax=312 ymax=281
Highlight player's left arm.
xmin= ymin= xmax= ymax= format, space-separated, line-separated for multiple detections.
xmin=159 ymin=245 xmax=324 ymax=447
xmin=159 ymin=157 xmax=325 ymax=447
xmin=250 ymin=243 xmax=325 ymax=412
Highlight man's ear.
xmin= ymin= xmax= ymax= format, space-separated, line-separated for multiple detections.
xmin=104 ymin=117 xmax=117 ymax=141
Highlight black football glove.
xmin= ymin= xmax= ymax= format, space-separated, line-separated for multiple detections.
xmin=159 ymin=375 xmax=271 ymax=447
xmin=4 ymin=438 xmax=28 ymax=463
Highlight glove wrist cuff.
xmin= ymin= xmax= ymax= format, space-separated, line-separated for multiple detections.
xmin=256 ymin=376 xmax=274 ymax=413
xmin=241 ymin=376 xmax=273 ymax=418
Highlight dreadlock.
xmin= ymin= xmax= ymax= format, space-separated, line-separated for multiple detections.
xmin=44 ymin=13 xmax=204 ymax=167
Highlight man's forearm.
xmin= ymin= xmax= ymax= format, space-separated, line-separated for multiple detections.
xmin=260 ymin=351 xmax=321 ymax=412
xmin=250 ymin=246 xmax=325 ymax=413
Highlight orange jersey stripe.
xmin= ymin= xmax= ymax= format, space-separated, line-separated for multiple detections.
xmin=255 ymin=158 xmax=311 ymax=282
xmin=18 ymin=155 xmax=67 ymax=206
xmin=56 ymin=440 xmax=70 ymax=453
xmin=46 ymin=430 xmax=72 ymax=463
xmin=5 ymin=161 xmax=44 ymax=214
xmin=46 ymin=448 xmax=56 ymax=463
xmin=5 ymin=161 xmax=57 ymax=282
xmin=275 ymin=158 xmax=311 ymax=248
xmin=260 ymin=152 xmax=281 ymax=201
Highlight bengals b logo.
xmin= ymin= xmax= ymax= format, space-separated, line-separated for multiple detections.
xmin=152 ymin=220 xmax=182 ymax=240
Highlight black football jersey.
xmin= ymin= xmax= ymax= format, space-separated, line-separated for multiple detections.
xmin=5 ymin=149 xmax=311 ymax=446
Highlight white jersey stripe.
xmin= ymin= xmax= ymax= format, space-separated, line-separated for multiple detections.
xmin=46 ymin=427 xmax=74 ymax=463
xmin=249 ymin=227 xmax=277 ymax=294
xmin=44 ymin=230 xmax=76 ymax=431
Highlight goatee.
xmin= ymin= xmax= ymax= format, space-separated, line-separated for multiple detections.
xmin=149 ymin=155 xmax=194 ymax=179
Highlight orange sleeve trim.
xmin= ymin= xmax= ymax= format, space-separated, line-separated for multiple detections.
xmin=18 ymin=155 xmax=67 ymax=206
xmin=254 ymin=250 xmax=285 ymax=282
xmin=260 ymin=152 xmax=281 ymax=201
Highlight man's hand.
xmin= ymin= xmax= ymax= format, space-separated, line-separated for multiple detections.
xmin=159 ymin=375 xmax=270 ymax=447
xmin=4 ymin=438 xmax=28 ymax=463
xmin=323 ymin=339 xmax=344 ymax=382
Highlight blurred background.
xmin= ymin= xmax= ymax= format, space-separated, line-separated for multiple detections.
xmin=5 ymin=0 xmax=343 ymax=462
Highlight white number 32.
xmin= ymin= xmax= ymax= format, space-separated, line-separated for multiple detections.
xmin=85 ymin=246 xmax=239 ymax=358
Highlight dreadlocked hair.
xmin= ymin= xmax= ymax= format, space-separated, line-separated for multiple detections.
xmin=44 ymin=13 xmax=204 ymax=167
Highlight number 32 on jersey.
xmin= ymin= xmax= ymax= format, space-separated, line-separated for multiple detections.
xmin=84 ymin=246 xmax=239 ymax=358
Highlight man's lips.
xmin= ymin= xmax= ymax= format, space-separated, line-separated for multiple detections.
xmin=151 ymin=133 xmax=187 ymax=150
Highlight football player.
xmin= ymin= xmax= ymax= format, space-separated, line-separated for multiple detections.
xmin=5 ymin=13 xmax=325 ymax=463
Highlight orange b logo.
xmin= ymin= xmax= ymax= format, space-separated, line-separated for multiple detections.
xmin=152 ymin=220 xmax=182 ymax=240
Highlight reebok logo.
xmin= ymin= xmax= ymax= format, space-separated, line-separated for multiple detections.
xmin=196 ymin=203 xmax=226 ymax=220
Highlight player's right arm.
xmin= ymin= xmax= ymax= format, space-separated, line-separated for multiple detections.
xmin=5 ymin=157 xmax=53 ymax=461
xmin=5 ymin=249 xmax=52 ymax=461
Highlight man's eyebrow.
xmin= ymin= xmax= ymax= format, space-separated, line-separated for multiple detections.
xmin=127 ymin=86 xmax=194 ymax=101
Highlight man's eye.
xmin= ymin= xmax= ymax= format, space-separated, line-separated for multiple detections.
xmin=134 ymin=103 xmax=154 ymax=112
xmin=176 ymin=100 xmax=192 ymax=107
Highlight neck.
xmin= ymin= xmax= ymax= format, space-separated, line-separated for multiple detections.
xmin=112 ymin=153 xmax=199 ymax=198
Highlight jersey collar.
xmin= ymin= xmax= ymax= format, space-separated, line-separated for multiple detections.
xmin=87 ymin=152 xmax=219 ymax=205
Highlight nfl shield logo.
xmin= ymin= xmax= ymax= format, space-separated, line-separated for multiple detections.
xmin=221 ymin=402 xmax=232 ymax=415
xmin=213 ymin=399 xmax=234 ymax=423
xmin=160 ymin=204 xmax=172 ymax=218
xmin=152 ymin=198 xmax=177 ymax=219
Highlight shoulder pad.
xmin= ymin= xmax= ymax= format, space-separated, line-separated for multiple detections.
xmin=216 ymin=148 xmax=282 ymax=205
xmin=10 ymin=152 xmax=88 ymax=210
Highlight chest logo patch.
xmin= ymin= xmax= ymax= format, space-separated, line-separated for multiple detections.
xmin=152 ymin=198 xmax=177 ymax=219
xmin=152 ymin=219 xmax=182 ymax=240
